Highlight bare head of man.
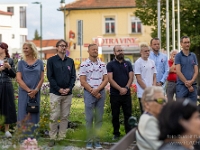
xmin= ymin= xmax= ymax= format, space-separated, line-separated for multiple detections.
xmin=150 ymin=37 xmax=160 ymax=53
xmin=88 ymin=44 xmax=98 ymax=59
xmin=180 ymin=36 xmax=190 ymax=51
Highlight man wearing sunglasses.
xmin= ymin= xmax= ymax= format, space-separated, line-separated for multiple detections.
xmin=107 ymin=45 xmax=134 ymax=140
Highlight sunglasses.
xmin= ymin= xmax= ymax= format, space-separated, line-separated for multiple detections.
xmin=153 ymin=98 xmax=166 ymax=104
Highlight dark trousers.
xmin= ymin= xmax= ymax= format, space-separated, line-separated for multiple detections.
xmin=138 ymin=98 xmax=143 ymax=114
xmin=110 ymin=95 xmax=132 ymax=136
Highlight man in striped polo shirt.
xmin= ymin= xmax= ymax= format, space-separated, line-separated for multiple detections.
xmin=79 ymin=44 xmax=108 ymax=149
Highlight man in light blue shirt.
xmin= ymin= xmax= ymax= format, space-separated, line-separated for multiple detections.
xmin=149 ymin=38 xmax=169 ymax=86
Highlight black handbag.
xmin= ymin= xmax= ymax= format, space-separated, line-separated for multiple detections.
xmin=26 ymin=97 xmax=39 ymax=113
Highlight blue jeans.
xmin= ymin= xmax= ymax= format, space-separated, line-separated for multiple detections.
xmin=84 ymin=89 xmax=106 ymax=142
xmin=176 ymin=84 xmax=197 ymax=103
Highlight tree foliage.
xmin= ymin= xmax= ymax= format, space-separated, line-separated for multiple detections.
xmin=33 ymin=29 xmax=41 ymax=40
xmin=135 ymin=0 xmax=200 ymax=50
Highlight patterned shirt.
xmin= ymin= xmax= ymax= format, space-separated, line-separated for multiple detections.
xmin=79 ymin=58 xmax=107 ymax=89
xmin=149 ymin=51 xmax=169 ymax=83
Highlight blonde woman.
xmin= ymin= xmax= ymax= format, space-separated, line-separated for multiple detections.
xmin=16 ymin=42 xmax=44 ymax=135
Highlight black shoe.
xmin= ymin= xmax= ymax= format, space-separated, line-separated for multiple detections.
xmin=48 ymin=140 xmax=55 ymax=147
xmin=112 ymin=135 xmax=120 ymax=140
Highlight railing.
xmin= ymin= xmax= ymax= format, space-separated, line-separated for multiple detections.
xmin=110 ymin=116 xmax=139 ymax=150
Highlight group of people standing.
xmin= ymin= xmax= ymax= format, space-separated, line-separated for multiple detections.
xmin=135 ymin=36 xmax=198 ymax=113
xmin=0 ymin=35 xmax=199 ymax=149
xmin=135 ymin=36 xmax=199 ymax=150
xmin=0 ymin=41 xmax=44 ymax=139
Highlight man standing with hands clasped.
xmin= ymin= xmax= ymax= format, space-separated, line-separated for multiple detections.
xmin=47 ymin=39 xmax=76 ymax=147
xmin=149 ymin=38 xmax=169 ymax=87
xmin=107 ymin=45 xmax=134 ymax=140
xmin=175 ymin=36 xmax=198 ymax=103
xmin=79 ymin=44 xmax=108 ymax=149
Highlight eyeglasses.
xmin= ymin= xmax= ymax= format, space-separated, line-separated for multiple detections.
xmin=58 ymin=45 xmax=67 ymax=48
xmin=153 ymin=98 xmax=166 ymax=104
xmin=116 ymin=49 xmax=123 ymax=53
xmin=144 ymin=50 xmax=150 ymax=52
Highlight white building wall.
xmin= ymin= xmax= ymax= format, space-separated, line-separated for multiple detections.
xmin=0 ymin=3 xmax=28 ymax=55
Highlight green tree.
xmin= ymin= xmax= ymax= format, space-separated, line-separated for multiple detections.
xmin=135 ymin=0 xmax=200 ymax=83
xmin=135 ymin=0 xmax=200 ymax=50
xmin=33 ymin=29 xmax=41 ymax=40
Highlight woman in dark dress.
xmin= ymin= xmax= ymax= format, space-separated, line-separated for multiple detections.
xmin=16 ymin=42 xmax=44 ymax=137
xmin=0 ymin=42 xmax=17 ymax=138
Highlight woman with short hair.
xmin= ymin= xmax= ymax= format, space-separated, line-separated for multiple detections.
xmin=136 ymin=86 xmax=165 ymax=150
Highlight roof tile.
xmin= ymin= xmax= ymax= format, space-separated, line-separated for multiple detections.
xmin=65 ymin=0 xmax=136 ymax=9
xmin=0 ymin=10 xmax=13 ymax=16
xmin=29 ymin=39 xmax=59 ymax=47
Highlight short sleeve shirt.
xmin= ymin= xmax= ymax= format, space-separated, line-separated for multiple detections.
xmin=134 ymin=58 xmax=157 ymax=98
xmin=175 ymin=51 xmax=198 ymax=85
xmin=79 ymin=58 xmax=107 ymax=89
xmin=106 ymin=59 xmax=133 ymax=95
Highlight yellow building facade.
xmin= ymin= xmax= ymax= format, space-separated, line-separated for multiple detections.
xmin=63 ymin=0 xmax=153 ymax=67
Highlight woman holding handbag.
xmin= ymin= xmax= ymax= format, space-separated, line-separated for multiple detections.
xmin=16 ymin=42 xmax=44 ymax=136
xmin=0 ymin=42 xmax=17 ymax=138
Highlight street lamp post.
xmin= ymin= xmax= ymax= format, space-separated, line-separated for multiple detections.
xmin=60 ymin=0 xmax=66 ymax=41
xmin=32 ymin=2 xmax=42 ymax=59
xmin=97 ymin=36 xmax=103 ymax=60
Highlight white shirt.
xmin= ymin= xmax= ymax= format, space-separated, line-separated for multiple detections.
xmin=79 ymin=58 xmax=107 ymax=89
xmin=134 ymin=57 xmax=157 ymax=98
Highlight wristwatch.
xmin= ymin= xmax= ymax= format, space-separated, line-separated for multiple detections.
xmin=125 ymin=86 xmax=129 ymax=90
xmin=160 ymin=82 xmax=164 ymax=85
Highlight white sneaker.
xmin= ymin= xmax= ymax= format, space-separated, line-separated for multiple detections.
xmin=5 ymin=131 xmax=12 ymax=138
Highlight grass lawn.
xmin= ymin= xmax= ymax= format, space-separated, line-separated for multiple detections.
xmin=65 ymin=97 xmax=126 ymax=144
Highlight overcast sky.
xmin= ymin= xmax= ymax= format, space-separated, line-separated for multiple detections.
xmin=0 ymin=0 xmax=74 ymax=40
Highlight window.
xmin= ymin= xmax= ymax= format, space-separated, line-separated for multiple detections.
xmin=7 ymin=7 xmax=14 ymax=14
xmin=131 ymin=17 xmax=142 ymax=33
xmin=20 ymin=6 xmax=26 ymax=28
xmin=20 ymin=35 xmax=26 ymax=48
xmin=105 ymin=17 xmax=115 ymax=34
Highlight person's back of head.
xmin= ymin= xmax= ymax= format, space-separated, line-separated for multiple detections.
xmin=158 ymin=99 xmax=199 ymax=141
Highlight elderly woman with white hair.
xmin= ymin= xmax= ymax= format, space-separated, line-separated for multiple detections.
xmin=136 ymin=86 xmax=166 ymax=150
xmin=166 ymin=49 xmax=179 ymax=102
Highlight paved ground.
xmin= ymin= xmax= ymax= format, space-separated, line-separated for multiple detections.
xmin=0 ymin=137 xmax=112 ymax=150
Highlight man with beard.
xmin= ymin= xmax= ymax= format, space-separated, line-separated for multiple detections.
xmin=134 ymin=43 xmax=157 ymax=113
xmin=149 ymin=38 xmax=169 ymax=87
xmin=175 ymin=36 xmax=198 ymax=103
xmin=47 ymin=39 xmax=76 ymax=147
xmin=79 ymin=44 xmax=108 ymax=149
xmin=106 ymin=45 xmax=134 ymax=140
